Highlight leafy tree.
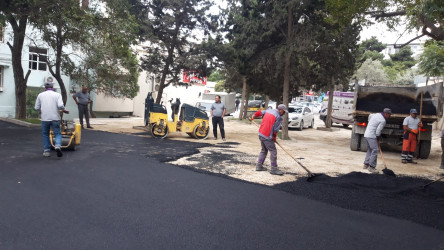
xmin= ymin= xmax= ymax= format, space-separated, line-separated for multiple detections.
xmin=33 ymin=0 xmax=140 ymax=105
xmin=418 ymin=41 xmax=444 ymax=78
xmin=355 ymin=59 xmax=389 ymax=85
xmin=208 ymin=70 xmax=224 ymax=82
xmin=71 ymin=0 xmax=140 ymax=100
xmin=214 ymin=81 xmax=225 ymax=92
xmin=392 ymin=68 xmax=416 ymax=85
xmin=365 ymin=0 xmax=444 ymax=44
xmin=0 ymin=0 xmax=35 ymax=118
xmin=390 ymin=46 xmax=415 ymax=64
xmin=360 ymin=36 xmax=386 ymax=52
xmin=139 ymin=0 xmax=214 ymax=104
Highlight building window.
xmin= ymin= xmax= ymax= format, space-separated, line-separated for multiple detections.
xmin=0 ymin=25 xmax=4 ymax=43
xmin=0 ymin=66 xmax=3 ymax=92
xmin=29 ymin=47 xmax=47 ymax=71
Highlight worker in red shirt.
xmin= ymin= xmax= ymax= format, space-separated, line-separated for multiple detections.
xmin=251 ymin=104 xmax=288 ymax=175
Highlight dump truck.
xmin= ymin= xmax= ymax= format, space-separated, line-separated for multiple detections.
xmin=350 ymin=83 xmax=443 ymax=159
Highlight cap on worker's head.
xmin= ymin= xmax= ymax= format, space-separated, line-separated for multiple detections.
xmin=277 ymin=104 xmax=288 ymax=113
xmin=410 ymin=108 xmax=418 ymax=114
xmin=383 ymin=108 xmax=392 ymax=114
xmin=44 ymin=82 xmax=54 ymax=88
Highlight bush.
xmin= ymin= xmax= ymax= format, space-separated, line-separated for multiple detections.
xmin=26 ymin=87 xmax=42 ymax=118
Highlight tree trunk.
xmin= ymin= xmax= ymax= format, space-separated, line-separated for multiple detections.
xmin=238 ymin=76 xmax=247 ymax=120
xmin=7 ymin=15 xmax=30 ymax=119
xmin=281 ymin=2 xmax=293 ymax=140
xmin=242 ymin=86 xmax=250 ymax=119
xmin=264 ymin=95 xmax=270 ymax=109
xmin=325 ymin=75 xmax=335 ymax=128
xmin=47 ymin=23 xmax=68 ymax=105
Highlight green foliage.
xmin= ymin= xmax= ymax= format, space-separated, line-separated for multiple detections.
xmin=214 ymin=81 xmax=225 ymax=92
xmin=26 ymin=87 xmax=42 ymax=118
xmin=29 ymin=0 xmax=140 ymax=102
xmin=366 ymin=0 xmax=444 ymax=42
xmin=139 ymin=0 xmax=215 ymax=103
xmin=72 ymin=0 xmax=140 ymax=98
xmin=355 ymin=59 xmax=389 ymax=85
xmin=418 ymin=41 xmax=444 ymax=77
xmin=360 ymin=36 xmax=386 ymax=52
xmin=208 ymin=70 xmax=224 ymax=82
xmin=362 ymin=50 xmax=384 ymax=62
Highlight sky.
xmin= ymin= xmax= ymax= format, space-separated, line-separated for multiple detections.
xmin=360 ymin=22 xmax=428 ymax=45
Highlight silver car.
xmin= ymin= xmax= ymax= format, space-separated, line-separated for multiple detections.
xmin=287 ymin=106 xmax=314 ymax=130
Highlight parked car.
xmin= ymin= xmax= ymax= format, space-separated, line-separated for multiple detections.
xmin=247 ymin=100 xmax=264 ymax=111
xmin=287 ymin=106 xmax=314 ymax=130
xmin=266 ymin=101 xmax=276 ymax=109
xmin=298 ymin=102 xmax=321 ymax=113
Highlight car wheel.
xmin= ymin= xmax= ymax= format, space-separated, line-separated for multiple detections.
xmin=309 ymin=119 xmax=314 ymax=128
xmin=298 ymin=120 xmax=304 ymax=131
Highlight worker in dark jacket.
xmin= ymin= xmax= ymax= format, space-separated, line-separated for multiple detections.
xmin=251 ymin=104 xmax=287 ymax=175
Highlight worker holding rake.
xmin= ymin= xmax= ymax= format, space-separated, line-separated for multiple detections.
xmin=250 ymin=104 xmax=288 ymax=176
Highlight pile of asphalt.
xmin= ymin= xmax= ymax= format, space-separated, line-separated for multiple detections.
xmin=164 ymin=140 xmax=444 ymax=230
xmin=275 ymin=172 xmax=444 ymax=230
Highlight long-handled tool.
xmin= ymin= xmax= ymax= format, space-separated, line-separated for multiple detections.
xmin=250 ymin=119 xmax=321 ymax=182
xmin=378 ymin=140 xmax=396 ymax=177
xmin=421 ymin=176 xmax=444 ymax=189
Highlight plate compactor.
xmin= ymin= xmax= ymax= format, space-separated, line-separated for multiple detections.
xmin=50 ymin=112 xmax=81 ymax=151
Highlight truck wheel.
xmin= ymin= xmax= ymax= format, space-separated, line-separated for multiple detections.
xmin=418 ymin=140 xmax=431 ymax=159
xmin=350 ymin=130 xmax=360 ymax=151
xmin=360 ymin=135 xmax=367 ymax=152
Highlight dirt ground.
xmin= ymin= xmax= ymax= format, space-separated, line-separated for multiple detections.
xmin=86 ymin=115 xmax=444 ymax=186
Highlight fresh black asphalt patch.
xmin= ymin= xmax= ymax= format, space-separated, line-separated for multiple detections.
xmin=1 ymin=120 xmax=443 ymax=249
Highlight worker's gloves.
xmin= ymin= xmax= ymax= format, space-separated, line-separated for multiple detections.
xmin=249 ymin=115 xmax=255 ymax=121
xmin=411 ymin=129 xmax=418 ymax=135
xmin=272 ymin=132 xmax=277 ymax=142
xmin=419 ymin=123 xmax=423 ymax=128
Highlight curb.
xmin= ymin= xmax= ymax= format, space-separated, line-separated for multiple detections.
xmin=0 ymin=118 xmax=40 ymax=127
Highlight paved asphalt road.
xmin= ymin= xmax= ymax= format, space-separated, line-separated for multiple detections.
xmin=0 ymin=120 xmax=443 ymax=249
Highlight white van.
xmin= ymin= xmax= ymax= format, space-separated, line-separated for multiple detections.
xmin=319 ymin=91 xmax=354 ymax=127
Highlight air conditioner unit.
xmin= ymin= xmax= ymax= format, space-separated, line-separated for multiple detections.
xmin=44 ymin=76 xmax=54 ymax=83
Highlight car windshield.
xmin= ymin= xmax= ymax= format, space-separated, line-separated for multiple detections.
xmin=288 ymin=107 xmax=302 ymax=114
xmin=197 ymin=102 xmax=212 ymax=111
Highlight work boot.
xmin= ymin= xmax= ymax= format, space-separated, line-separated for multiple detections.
xmin=86 ymin=126 xmax=93 ymax=129
xmin=255 ymin=163 xmax=267 ymax=171
xmin=363 ymin=164 xmax=369 ymax=169
xmin=55 ymin=147 xmax=63 ymax=157
xmin=222 ymin=138 xmax=226 ymax=141
xmin=367 ymin=166 xmax=378 ymax=173
xmin=402 ymin=159 xmax=407 ymax=164
xmin=407 ymin=160 xmax=418 ymax=164
xmin=270 ymin=168 xmax=284 ymax=176
xmin=43 ymin=151 xmax=50 ymax=157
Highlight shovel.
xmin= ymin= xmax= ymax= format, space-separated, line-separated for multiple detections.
xmin=250 ymin=119 xmax=322 ymax=182
xmin=378 ymin=140 xmax=396 ymax=177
